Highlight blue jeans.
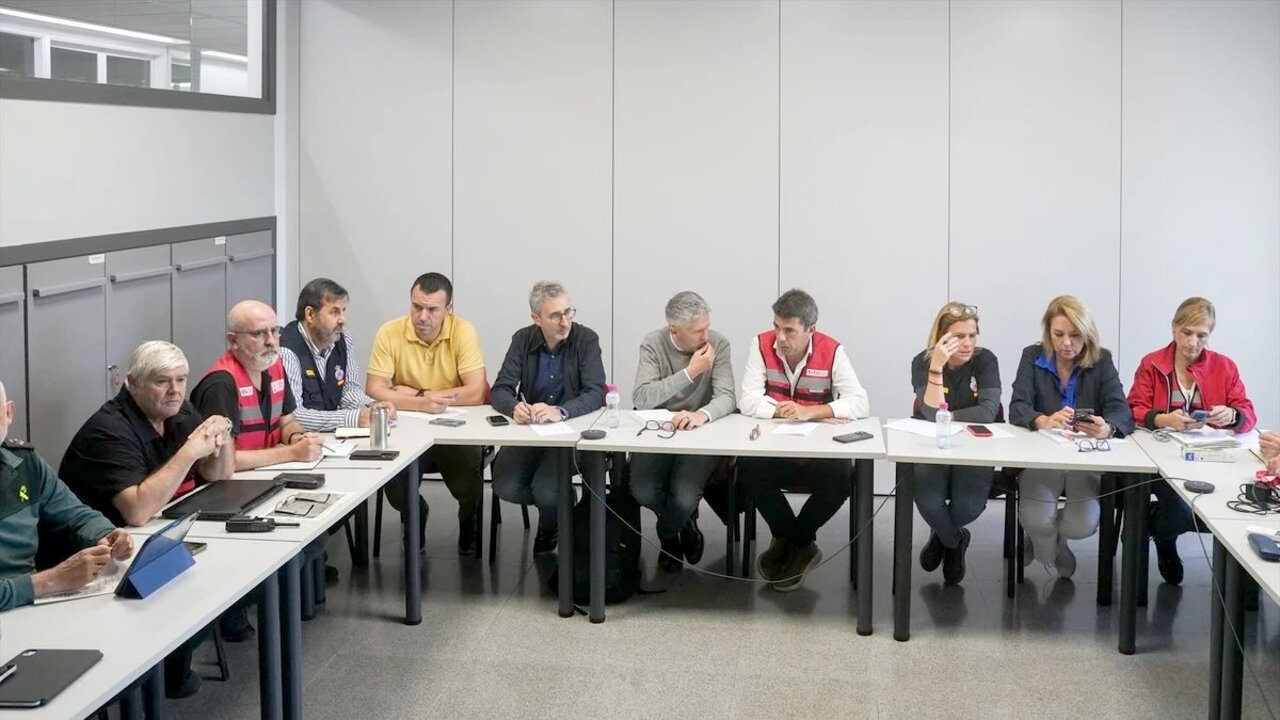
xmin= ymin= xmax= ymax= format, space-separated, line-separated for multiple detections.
xmin=492 ymin=446 xmax=573 ymax=531
xmin=912 ymin=463 xmax=992 ymax=548
xmin=629 ymin=453 xmax=718 ymax=539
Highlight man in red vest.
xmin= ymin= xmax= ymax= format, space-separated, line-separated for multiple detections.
xmin=737 ymin=289 xmax=871 ymax=592
xmin=191 ymin=301 xmax=323 ymax=471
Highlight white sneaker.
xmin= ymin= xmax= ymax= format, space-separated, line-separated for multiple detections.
xmin=1055 ymin=539 xmax=1076 ymax=579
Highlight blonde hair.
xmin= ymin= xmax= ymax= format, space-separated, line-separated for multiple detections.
xmin=127 ymin=341 xmax=189 ymax=386
xmin=924 ymin=302 xmax=981 ymax=354
xmin=1172 ymin=296 xmax=1215 ymax=331
xmin=1040 ymin=295 xmax=1102 ymax=368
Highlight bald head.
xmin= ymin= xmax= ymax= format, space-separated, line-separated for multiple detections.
xmin=226 ymin=300 xmax=281 ymax=373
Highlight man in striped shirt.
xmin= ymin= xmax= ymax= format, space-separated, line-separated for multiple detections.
xmin=279 ymin=278 xmax=397 ymax=432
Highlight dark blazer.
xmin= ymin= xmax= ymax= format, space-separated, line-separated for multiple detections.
xmin=1009 ymin=343 xmax=1134 ymax=436
xmin=490 ymin=323 xmax=606 ymax=420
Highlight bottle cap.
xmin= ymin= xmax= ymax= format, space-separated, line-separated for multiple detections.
xmin=606 ymin=384 xmax=618 ymax=392
xmin=939 ymin=401 xmax=949 ymax=410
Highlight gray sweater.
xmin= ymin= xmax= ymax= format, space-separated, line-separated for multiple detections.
xmin=632 ymin=329 xmax=736 ymax=421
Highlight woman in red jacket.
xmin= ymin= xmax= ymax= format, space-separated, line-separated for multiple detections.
xmin=1127 ymin=297 xmax=1256 ymax=585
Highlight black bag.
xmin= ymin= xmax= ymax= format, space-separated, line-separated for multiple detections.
xmin=550 ymin=487 xmax=643 ymax=604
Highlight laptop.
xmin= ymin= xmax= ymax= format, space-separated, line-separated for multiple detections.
xmin=160 ymin=479 xmax=286 ymax=521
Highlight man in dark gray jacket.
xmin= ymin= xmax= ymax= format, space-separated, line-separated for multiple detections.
xmin=491 ymin=282 xmax=606 ymax=554
xmin=630 ymin=291 xmax=735 ymax=571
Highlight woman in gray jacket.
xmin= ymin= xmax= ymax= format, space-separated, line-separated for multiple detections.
xmin=1009 ymin=295 xmax=1133 ymax=579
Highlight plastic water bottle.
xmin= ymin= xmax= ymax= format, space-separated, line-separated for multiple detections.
xmin=935 ymin=401 xmax=952 ymax=450
xmin=604 ymin=384 xmax=620 ymax=429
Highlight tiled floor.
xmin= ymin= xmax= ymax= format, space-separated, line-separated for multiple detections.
xmin=162 ymin=484 xmax=1279 ymax=719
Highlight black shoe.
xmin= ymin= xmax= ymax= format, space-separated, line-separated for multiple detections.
xmin=942 ymin=529 xmax=971 ymax=586
xmin=164 ymin=669 xmax=201 ymax=699
xmin=218 ymin=607 xmax=255 ymax=643
xmin=658 ymin=535 xmax=684 ymax=572
xmin=757 ymin=538 xmax=791 ymax=582
xmin=774 ymin=541 xmax=823 ymax=593
xmin=457 ymin=519 xmax=478 ymax=556
xmin=919 ymin=531 xmax=945 ymax=572
xmin=1155 ymin=538 xmax=1184 ymax=585
xmin=325 ymin=565 xmax=339 ymax=585
xmin=678 ymin=517 xmax=705 ymax=565
xmin=533 ymin=526 xmax=558 ymax=556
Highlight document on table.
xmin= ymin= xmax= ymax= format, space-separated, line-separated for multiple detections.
xmin=255 ymin=457 xmax=322 ymax=471
xmin=884 ymin=418 xmax=964 ymax=437
xmin=322 ymin=440 xmax=356 ymax=457
xmin=773 ymin=422 xmax=819 ymax=437
xmin=1039 ymin=428 xmax=1128 ymax=445
xmin=1167 ymin=427 xmax=1242 ymax=449
xmin=529 ymin=421 xmax=576 ymax=436
xmin=34 ymin=556 xmax=133 ymax=605
xmin=633 ymin=409 xmax=675 ymax=423
xmin=335 ymin=427 xmax=370 ymax=439
xmin=400 ymin=408 xmax=465 ymax=420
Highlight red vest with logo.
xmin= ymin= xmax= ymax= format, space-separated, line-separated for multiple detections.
xmin=206 ymin=351 xmax=286 ymax=450
xmin=758 ymin=330 xmax=839 ymax=406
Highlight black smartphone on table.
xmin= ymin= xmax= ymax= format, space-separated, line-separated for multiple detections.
xmin=833 ymin=431 xmax=873 ymax=444
xmin=486 ymin=415 xmax=510 ymax=427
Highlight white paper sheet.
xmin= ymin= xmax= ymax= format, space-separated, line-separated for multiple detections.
xmin=34 ymin=556 xmax=133 ymax=605
xmin=773 ymin=422 xmax=819 ymax=437
xmin=255 ymin=458 xmax=322 ymax=471
xmin=884 ymin=418 xmax=964 ymax=438
xmin=633 ymin=409 xmax=675 ymax=423
xmin=334 ymin=427 xmax=369 ymax=439
xmin=529 ymin=421 xmax=576 ymax=436
xmin=399 ymin=408 xmax=465 ymax=420
xmin=322 ymin=440 xmax=356 ymax=457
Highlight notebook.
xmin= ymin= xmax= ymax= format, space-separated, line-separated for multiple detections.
xmin=0 ymin=649 xmax=103 ymax=708
xmin=160 ymin=479 xmax=285 ymax=520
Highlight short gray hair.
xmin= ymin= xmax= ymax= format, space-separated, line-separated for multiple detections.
xmin=772 ymin=289 xmax=819 ymax=327
xmin=529 ymin=281 xmax=567 ymax=314
xmin=665 ymin=291 xmax=711 ymax=325
xmin=128 ymin=341 xmax=189 ymax=385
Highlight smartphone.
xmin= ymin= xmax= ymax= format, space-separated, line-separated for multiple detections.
xmin=1073 ymin=408 xmax=1096 ymax=423
xmin=1190 ymin=409 xmax=1210 ymax=422
xmin=350 ymin=449 xmax=400 ymax=461
xmin=429 ymin=418 xmax=466 ymax=428
xmin=1247 ymin=533 xmax=1280 ymax=562
xmin=275 ymin=472 xmax=326 ymax=490
xmin=833 ymin=431 xmax=873 ymax=444
xmin=486 ymin=414 xmax=510 ymax=427
xmin=966 ymin=425 xmax=993 ymax=438
xmin=183 ymin=541 xmax=208 ymax=556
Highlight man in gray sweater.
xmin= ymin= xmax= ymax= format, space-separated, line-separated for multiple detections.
xmin=630 ymin=291 xmax=736 ymax=572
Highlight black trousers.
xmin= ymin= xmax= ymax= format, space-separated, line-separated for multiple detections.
xmin=736 ymin=457 xmax=850 ymax=544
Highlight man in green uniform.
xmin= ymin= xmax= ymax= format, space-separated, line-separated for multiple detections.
xmin=0 ymin=378 xmax=134 ymax=608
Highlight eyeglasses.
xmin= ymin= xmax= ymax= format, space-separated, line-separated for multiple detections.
xmin=547 ymin=307 xmax=577 ymax=324
xmin=944 ymin=304 xmax=979 ymax=318
xmin=233 ymin=325 xmax=283 ymax=341
xmin=1076 ymin=439 xmax=1111 ymax=453
xmin=637 ymin=420 xmax=676 ymax=439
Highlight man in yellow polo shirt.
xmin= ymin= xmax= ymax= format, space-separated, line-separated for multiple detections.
xmin=367 ymin=273 xmax=488 ymax=555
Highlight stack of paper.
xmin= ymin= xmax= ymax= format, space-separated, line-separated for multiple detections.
xmin=1167 ymin=428 xmax=1240 ymax=450
xmin=884 ymin=418 xmax=964 ymax=438
xmin=773 ymin=422 xmax=819 ymax=437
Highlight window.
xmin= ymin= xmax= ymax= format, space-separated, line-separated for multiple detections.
xmin=0 ymin=30 xmax=33 ymax=76
xmin=0 ymin=0 xmax=273 ymax=113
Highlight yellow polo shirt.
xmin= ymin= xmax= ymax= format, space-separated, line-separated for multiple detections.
xmin=366 ymin=314 xmax=485 ymax=391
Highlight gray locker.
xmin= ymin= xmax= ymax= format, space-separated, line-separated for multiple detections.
xmin=172 ymin=238 xmax=229 ymax=377
xmin=106 ymin=246 xmax=174 ymax=393
xmin=225 ymin=231 xmax=275 ymax=314
xmin=27 ymin=255 xmax=108 ymax=467
xmin=0 ymin=266 xmax=28 ymax=441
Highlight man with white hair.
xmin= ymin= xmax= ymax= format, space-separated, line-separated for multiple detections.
xmin=629 ymin=291 xmax=736 ymax=572
xmin=61 ymin=341 xmax=233 ymax=527
xmin=190 ymin=300 xmax=323 ymax=471
xmin=490 ymin=281 xmax=606 ymax=555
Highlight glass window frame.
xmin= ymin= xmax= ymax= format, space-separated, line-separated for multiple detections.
xmin=0 ymin=0 xmax=274 ymax=115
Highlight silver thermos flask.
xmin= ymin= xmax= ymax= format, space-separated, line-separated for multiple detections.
xmin=370 ymin=405 xmax=390 ymax=450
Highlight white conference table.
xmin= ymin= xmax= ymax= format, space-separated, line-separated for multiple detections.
xmin=1131 ymin=432 xmax=1278 ymax=720
xmin=1 ymin=536 xmax=295 ymax=720
xmin=579 ymin=412 xmax=886 ymax=633
xmin=885 ymin=422 xmax=1159 ymax=646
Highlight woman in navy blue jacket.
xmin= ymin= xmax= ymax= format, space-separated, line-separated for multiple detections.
xmin=1010 ymin=295 xmax=1133 ymax=579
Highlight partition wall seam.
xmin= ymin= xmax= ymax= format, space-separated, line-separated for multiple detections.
xmin=776 ymin=0 xmax=782 ymax=297
xmin=946 ymin=0 xmax=952 ymax=300
xmin=450 ymin=0 xmax=456 ymax=283
xmin=610 ymin=0 xmax=617 ymax=385
xmin=1117 ymin=0 xmax=1125 ymax=366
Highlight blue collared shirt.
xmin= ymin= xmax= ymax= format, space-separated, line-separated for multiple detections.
xmin=1035 ymin=351 xmax=1080 ymax=409
xmin=531 ymin=346 xmax=565 ymax=406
